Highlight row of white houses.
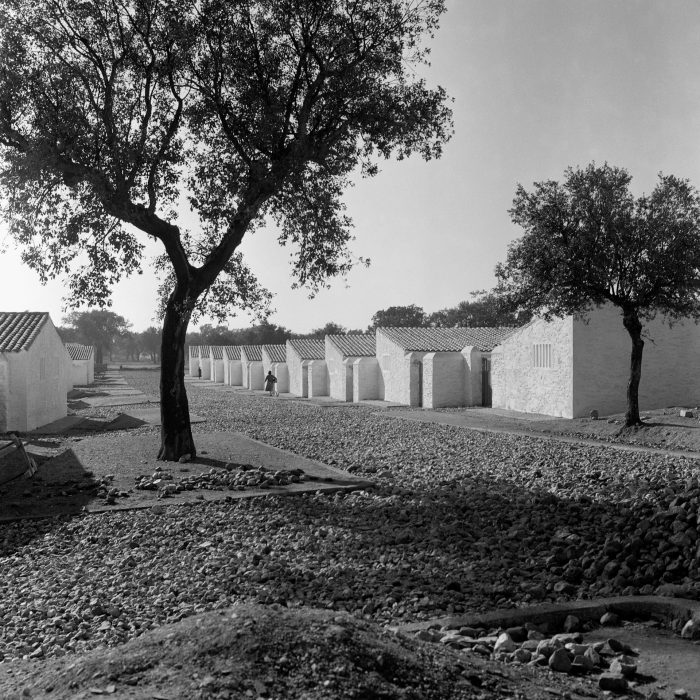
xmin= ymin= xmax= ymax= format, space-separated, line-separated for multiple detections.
xmin=189 ymin=326 xmax=514 ymax=409
xmin=0 ymin=312 xmax=95 ymax=432
xmin=190 ymin=304 xmax=700 ymax=418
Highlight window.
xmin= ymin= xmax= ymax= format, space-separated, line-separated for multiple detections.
xmin=532 ymin=343 xmax=553 ymax=369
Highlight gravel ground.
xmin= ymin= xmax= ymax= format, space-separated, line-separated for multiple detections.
xmin=2 ymin=370 xmax=700 ymax=667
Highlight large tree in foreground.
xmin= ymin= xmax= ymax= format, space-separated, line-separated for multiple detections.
xmin=495 ymin=163 xmax=700 ymax=427
xmin=0 ymin=0 xmax=452 ymax=459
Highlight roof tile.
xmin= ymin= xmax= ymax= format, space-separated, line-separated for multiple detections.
xmin=378 ymin=327 xmax=516 ymax=352
xmin=263 ymin=344 xmax=287 ymax=363
xmin=288 ymin=338 xmax=325 ymax=360
xmin=241 ymin=345 xmax=263 ymax=362
xmin=0 ymin=312 xmax=49 ymax=352
xmin=210 ymin=346 xmax=224 ymax=360
xmin=327 ymin=334 xmax=376 ymax=357
xmin=223 ymin=346 xmax=241 ymax=360
xmin=65 ymin=343 xmax=94 ymax=361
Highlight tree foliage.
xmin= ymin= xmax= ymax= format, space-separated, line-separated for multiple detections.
xmin=369 ymin=304 xmax=427 ymax=329
xmin=495 ymin=162 xmax=700 ymax=425
xmin=429 ymin=292 xmax=528 ymax=328
xmin=0 ymin=0 xmax=452 ymax=459
xmin=63 ymin=309 xmax=131 ymax=364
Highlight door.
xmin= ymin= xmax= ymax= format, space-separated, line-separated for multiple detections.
xmin=481 ymin=357 xmax=492 ymax=407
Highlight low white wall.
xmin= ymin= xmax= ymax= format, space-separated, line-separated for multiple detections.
xmin=423 ymin=352 xmax=467 ymax=409
xmin=70 ymin=361 xmax=89 ymax=387
xmin=308 ymin=360 xmax=328 ymax=397
xmin=211 ymin=359 xmax=224 ymax=383
xmin=189 ymin=352 xmax=199 ymax=377
xmin=462 ymin=347 xmax=484 ymax=406
xmin=199 ymin=357 xmax=211 ymax=379
xmin=287 ymin=346 xmax=306 ymax=397
xmin=272 ymin=363 xmax=289 ymax=393
xmin=377 ymin=332 xmax=416 ymax=404
xmin=246 ymin=362 xmax=264 ymax=390
xmin=325 ymin=342 xmax=346 ymax=400
xmin=0 ymin=358 xmax=7 ymax=431
xmin=353 ymin=357 xmax=381 ymax=401
xmin=224 ymin=360 xmax=242 ymax=386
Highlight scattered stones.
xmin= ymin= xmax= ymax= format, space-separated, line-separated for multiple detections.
xmin=547 ymin=647 xmax=571 ymax=673
xmin=600 ymin=611 xmax=619 ymax=626
xmin=598 ymin=673 xmax=628 ymax=692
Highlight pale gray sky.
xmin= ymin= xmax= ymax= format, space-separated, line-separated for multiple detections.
xmin=2 ymin=0 xmax=700 ymax=332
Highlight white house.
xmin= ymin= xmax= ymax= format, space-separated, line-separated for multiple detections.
xmin=223 ymin=346 xmax=242 ymax=386
xmin=376 ymin=327 xmax=514 ymax=408
xmin=209 ymin=346 xmax=225 ymax=383
xmin=491 ymin=304 xmax=700 ymax=418
xmin=0 ymin=312 xmax=71 ymax=432
xmin=286 ymin=338 xmax=326 ymax=397
xmin=65 ymin=343 xmax=95 ymax=386
xmin=198 ymin=345 xmax=211 ymax=379
xmin=325 ymin=334 xmax=376 ymax=402
xmin=241 ymin=345 xmax=264 ymax=390
xmin=262 ymin=345 xmax=289 ymax=393
xmin=188 ymin=345 xmax=200 ymax=377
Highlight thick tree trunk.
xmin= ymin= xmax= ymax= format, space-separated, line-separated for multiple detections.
xmin=158 ymin=290 xmax=196 ymax=461
xmin=622 ymin=308 xmax=644 ymax=427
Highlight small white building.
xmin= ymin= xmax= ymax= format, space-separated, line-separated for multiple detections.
xmin=491 ymin=304 xmax=700 ymax=418
xmin=325 ymin=334 xmax=376 ymax=402
xmin=223 ymin=346 xmax=242 ymax=386
xmin=209 ymin=346 xmax=225 ymax=382
xmin=188 ymin=345 xmax=200 ymax=377
xmin=198 ymin=345 xmax=211 ymax=379
xmin=0 ymin=312 xmax=71 ymax=432
xmin=65 ymin=343 xmax=95 ymax=386
xmin=241 ymin=345 xmax=264 ymax=390
xmin=376 ymin=327 xmax=514 ymax=408
xmin=286 ymin=338 xmax=326 ymax=397
xmin=262 ymin=345 xmax=289 ymax=393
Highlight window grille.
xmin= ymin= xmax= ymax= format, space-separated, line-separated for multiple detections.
xmin=532 ymin=343 xmax=553 ymax=368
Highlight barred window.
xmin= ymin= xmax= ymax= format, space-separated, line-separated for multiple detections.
xmin=532 ymin=343 xmax=553 ymax=368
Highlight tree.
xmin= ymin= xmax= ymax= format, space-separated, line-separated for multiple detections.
xmin=305 ymin=321 xmax=347 ymax=338
xmin=369 ymin=304 xmax=427 ymax=329
xmin=139 ymin=326 xmax=162 ymax=363
xmin=429 ymin=291 xmax=529 ymax=328
xmin=495 ymin=163 xmax=700 ymax=427
xmin=0 ymin=0 xmax=452 ymax=459
xmin=63 ymin=309 xmax=131 ymax=364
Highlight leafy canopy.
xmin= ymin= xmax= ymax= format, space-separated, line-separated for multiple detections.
xmin=0 ymin=0 xmax=452 ymax=320
xmin=495 ymin=163 xmax=700 ymax=321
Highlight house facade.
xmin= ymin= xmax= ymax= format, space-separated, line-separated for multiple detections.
xmin=325 ymin=334 xmax=376 ymax=402
xmin=262 ymin=345 xmax=289 ymax=393
xmin=491 ymin=304 xmax=700 ymax=418
xmin=65 ymin=343 xmax=95 ymax=386
xmin=376 ymin=327 xmax=514 ymax=408
xmin=286 ymin=338 xmax=326 ymax=397
xmin=241 ymin=346 xmax=264 ymax=390
xmin=209 ymin=346 xmax=225 ymax=382
xmin=0 ymin=312 xmax=71 ymax=432
xmin=223 ymin=346 xmax=242 ymax=386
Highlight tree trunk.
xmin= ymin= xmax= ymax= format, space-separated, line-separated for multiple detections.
xmin=622 ymin=308 xmax=644 ymax=427
xmin=158 ymin=289 xmax=196 ymax=461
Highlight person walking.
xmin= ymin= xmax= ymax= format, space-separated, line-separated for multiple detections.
xmin=264 ymin=370 xmax=278 ymax=396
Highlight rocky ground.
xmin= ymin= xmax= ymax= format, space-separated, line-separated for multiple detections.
xmin=2 ymin=371 xmax=700 ymax=696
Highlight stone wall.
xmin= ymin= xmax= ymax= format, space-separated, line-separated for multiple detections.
xmin=286 ymin=345 xmax=307 ymax=397
xmin=211 ymin=358 xmax=225 ymax=383
xmin=199 ymin=356 xmax=211 ymax=380
xmin=353 ymin=357 xmax=381 ymax=401
xmin=308 ymin=360 xmax=329 ymax=397
xmin=189 ymin=348 xmax=199 ymax=377
xmin=491 ymin=316 xmax=574 ymax=417
xmin=325 ymin=340 xmax=347 ymax=400
xmin=244 ymin=362 xmax=264 ymax=390
xmin=377 ymin=332 xmax=417 ymax=405
xmin=0 ymin=358 xmax=8 ymax=432
xmin=423 ymin=352 xmax=467 ymax=409
xmin=224 ymin=360 xmax=242 ymax=386
xmin=271 ymin=363 xmax=289 ymax=393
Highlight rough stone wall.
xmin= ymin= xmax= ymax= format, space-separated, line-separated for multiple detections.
xmin=21 ymin=321 xmax=70 ymax=431
xmin=308 ymin=360 xmax=329 ymax=397
xmin=286 ymin=345 xmax=306 ymax=397
xmin=573 ymin=305 xmax=700 ymax=416
xmin=491 ymin=316 xmax=574 ymax=417
xmin=353 ymin=357 xmax=381 ymax=401
xmin=423 ymin=352 xmax=467 ymax=409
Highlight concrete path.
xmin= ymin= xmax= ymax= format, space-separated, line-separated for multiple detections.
xmin=382 ymin=409 xmax=700 ymax=461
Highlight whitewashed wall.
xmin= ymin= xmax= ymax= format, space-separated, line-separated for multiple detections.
xmin=423 ymin=352 xmax=467 ymax=408
xmin=325 ymin=341 xmax=346 ymax=400
xmin=353 ymin=357 xmax=381 ymax=400
xmin=272 ymin=363 xmax=289 ymax=393
xmin=224 ymin=360 xmax=242 ymax=386
xmin=245 ymin=362 xmax=264 ymax=390
xmin=199 ymin=356 xmax=211 ymax=379
xmin=491 ymin=316 xmax=574 ymax=417
xmin=377 ymin=332 xmax=421 ymax=405
xmin=462 ymin=347 xmax=484 ymax=406
xmin=0 ymin=358 xmax=7 ymax=431
xmin=287 ymin=345 xmax=307 ymax=397
xmin=189 ymin=348 xmax=199 ymax=377
xmin=70 ymin=361 xmax=89 ymax=386
xmin=308 ymin=360 xmax=328 ymax=397
xmin=572 ymin=305 xmax=700 ymax=416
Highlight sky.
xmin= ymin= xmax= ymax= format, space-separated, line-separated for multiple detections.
xmin=2 ymin=0 xmax=700 ymax=333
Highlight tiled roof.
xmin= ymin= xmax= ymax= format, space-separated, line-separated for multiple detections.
xmin=223 ymin=346 xmax=241 ymax=360
xmin=65 ymin=343 xmax=94 ymax=361
xmin=0 ymin=312 xmax=49 ymax=352
xmin=378 ymin=327 xmax=516 ymax=352
xmin=210 ymin=346 xmax=223 ymax=360
xmin=288 ymin=338 xmax=325 ymax=360
xmin=263 ymin=344 xmax=287 ymax=363
xmin=189 ymin=346 xmax=199 ymax=358
xmin=241 ymin=345 xmax=263 ymax=362
xmin=327 ymin=334 xmax=376 ymax=357
xmin=199 ymin=345 xmax=211 ymax=356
